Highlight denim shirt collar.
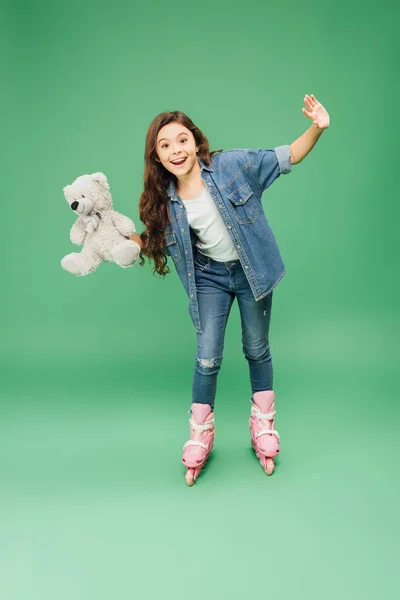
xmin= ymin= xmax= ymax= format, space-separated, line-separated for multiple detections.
xmin=167 ymin=155 xmax=213 ymax=199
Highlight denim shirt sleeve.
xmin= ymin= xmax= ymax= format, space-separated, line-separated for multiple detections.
xmin=247 ymin=145 xmax=292 ymax=194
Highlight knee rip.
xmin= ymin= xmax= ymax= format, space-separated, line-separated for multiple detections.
xmin=197 ymin=357 xmax=221 ymax=368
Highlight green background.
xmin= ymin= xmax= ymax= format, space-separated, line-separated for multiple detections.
xmin=1 ymin=0 xmax=398 ymax=597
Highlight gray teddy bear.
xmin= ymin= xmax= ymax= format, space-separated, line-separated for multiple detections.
xmin=61 ymin=172 xmax=141 ymax=276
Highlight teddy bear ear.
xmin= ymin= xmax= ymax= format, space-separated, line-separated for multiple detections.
xmin=91 ymin=172 xmax=110 ymax=190
xmin=63 ymin=184 xmax=72 ymax=197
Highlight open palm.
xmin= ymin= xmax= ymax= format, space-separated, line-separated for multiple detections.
xmin=302 ymin=94 xmax=330 ymax=129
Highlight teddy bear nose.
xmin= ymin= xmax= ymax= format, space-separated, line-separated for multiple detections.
xmin=71 ymin=201 xmax=79 ymax=210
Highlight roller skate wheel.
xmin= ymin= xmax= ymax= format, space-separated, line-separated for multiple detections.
xmin=185 ymin=468 xmax=195 ymax=486
xmin=264 ymin=458 xmax=274 ymax=476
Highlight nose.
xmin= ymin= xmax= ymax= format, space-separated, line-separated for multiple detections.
xmin=171 ymin=142 xmax=182 ymax=154
xmin=71 ymin=201 xmax=79 ymax=210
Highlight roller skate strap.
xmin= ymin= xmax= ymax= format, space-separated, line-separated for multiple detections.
xmin=255 ymin=428 xmax=280 ymax=441
xmin=189 ymin=417 xmax=215 ymax=431
xmin=182 ymin=440 xmax=208 ymax=450
xmin=251 ymin=407 xmax=276 ymax=420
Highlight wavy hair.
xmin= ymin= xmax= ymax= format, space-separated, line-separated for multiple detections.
xmin=137 ymin=111 xmax=222 ymax=276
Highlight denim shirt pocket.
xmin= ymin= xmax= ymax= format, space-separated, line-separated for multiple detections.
xmin=227 ymin=182 xmax=259 ymax=224
xmin=165 ymin=231 xmax=182 ymax=263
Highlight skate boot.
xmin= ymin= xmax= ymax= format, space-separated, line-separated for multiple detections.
xmin=249 ymin=390 xmax=280 ymax=475
xmin=182 ymin=403 xmax=215 ymax=486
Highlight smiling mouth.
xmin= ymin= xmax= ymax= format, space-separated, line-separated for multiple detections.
xmin=171 ymin=157 xmax=187 ymax=166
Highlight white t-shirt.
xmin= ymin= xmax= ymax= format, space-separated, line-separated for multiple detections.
xmin=181 ymin=186 xmax=239 ymax=261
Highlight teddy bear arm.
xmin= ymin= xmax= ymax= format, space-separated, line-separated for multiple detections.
xmin=111 ymin=212 xmax=137 ymax=236
xmin=70 ymin=219 xmax=86 ymax=245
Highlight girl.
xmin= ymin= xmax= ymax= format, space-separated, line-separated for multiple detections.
xmin=131 ymin=95 xmax=330 ymax=486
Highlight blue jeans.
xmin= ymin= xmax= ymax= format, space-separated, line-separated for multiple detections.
xmin=192 ymin=249 xmax=274 ymax=410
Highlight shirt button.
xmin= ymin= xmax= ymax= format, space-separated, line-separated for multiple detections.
xmin=237 ymin=245 xmax=241 ymax=249
xmin=190 ymin=294 xmax=193 ymax=297
xmin=228 ymin=226 xmax=231 ymax=229
xmin=188 ymin=272 xmax=191 ymax=276
xmin=181 ymin=228 xmax=184 ymax=232
xmin=185 ymin=250 xmax=188 ymax=254
xmin=245 ymin=265 xmax=248 ymax=269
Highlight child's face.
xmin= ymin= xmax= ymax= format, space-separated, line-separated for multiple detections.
xmin=155 ymin=122 xmax=199 ymax=177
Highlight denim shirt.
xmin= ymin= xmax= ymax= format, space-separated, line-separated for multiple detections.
xmin=162 ymin=145 xmax=292 ymax=333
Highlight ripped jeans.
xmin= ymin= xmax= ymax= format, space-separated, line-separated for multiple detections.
xmin=192 ymin=249 xmax=274 ymax=410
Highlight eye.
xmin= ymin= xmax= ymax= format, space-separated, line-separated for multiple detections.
xmin=180 ymin=139 xmax=187 ymax=143
xmin=81 ymin=194 xmax=85 ymax=198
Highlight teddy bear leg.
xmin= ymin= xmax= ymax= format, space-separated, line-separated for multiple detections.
xmin=61 ymin=251 xmax=101 ymax=276
xmin=112 ymin=241 xmax=141 ymax=268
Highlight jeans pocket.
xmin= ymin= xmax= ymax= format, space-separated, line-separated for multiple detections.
xmin=194 ymin=253 xmax=210 ymax=272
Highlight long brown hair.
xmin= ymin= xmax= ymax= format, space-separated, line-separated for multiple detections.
xmin=137 ymin=111 xmax=222 ymax=277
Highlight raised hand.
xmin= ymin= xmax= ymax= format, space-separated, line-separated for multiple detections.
xmin=302 ymin=94 xmax=330 ymax=130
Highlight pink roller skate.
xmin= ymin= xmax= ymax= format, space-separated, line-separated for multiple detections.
xmin=249 ymin=390 xmax=280 ymax=475
xmin=182 ymin=403 xmax=215 ymax=486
